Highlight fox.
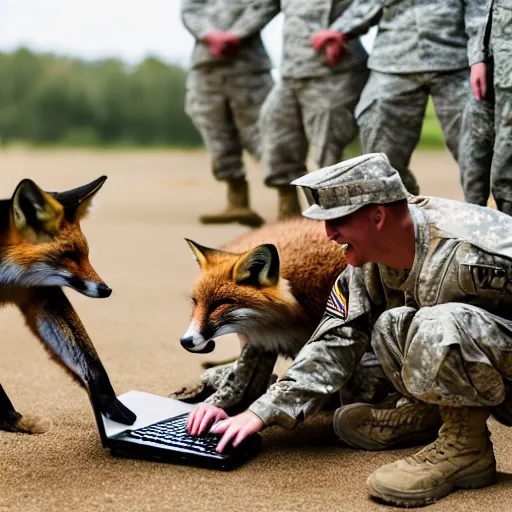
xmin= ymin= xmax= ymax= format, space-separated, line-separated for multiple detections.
xmin=0 ymin=176 xmax=135 ymax=435
xmin=172 ymin=217 xmax=356 ymax=411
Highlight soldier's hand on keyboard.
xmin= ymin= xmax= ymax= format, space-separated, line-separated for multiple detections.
xmin=188 ymin=403 xmax=228 ymax=436
xmin=209 ymin=410 xmax=264 ymax=453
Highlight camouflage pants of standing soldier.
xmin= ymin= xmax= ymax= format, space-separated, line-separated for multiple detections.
xmin=491 ymin=1 xmax=512 ymax=214
xmin=185 ymin=69 xmax=273 ymax=180
xmin=458 ymin=94 xmax=495 ymax=206
xmin=459 ymin=59 xmax=495 ymax=207
xmin=372 ymin=304 xmax=512 ymax=416
xmin=356 ymin=69 xmax=470 ymax=195
xmin=260 ymin=69 xmax=369 ymax=187
xmin=459 ymin=90 xmax=512 ymax=212
xmin=492 ymin=87 xmax=512 ymax=214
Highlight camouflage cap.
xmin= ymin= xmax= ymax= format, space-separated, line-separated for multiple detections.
xmin=291 ymin=153 xmax=409 ymax=221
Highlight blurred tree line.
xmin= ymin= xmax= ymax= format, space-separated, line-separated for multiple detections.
xmin=0 ymin=48 xmax=202 ymax=147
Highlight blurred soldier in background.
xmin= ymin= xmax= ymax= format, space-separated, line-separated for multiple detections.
xmin=181 ymin=0 xmax=275 ymax=227
xmin=460 ymin=0 xmax=512 ymax=214
xmin=320 ymin=0 xmax=487 ymax=196
xmin=260 ymin=0 xmax=369 ymax=220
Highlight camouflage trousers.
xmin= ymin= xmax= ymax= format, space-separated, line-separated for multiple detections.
xmin=356 ymin=69 xmax=470 ymax=195
xmin=459 ymin=86 xmax=512 ymax=211
xmin=260 ymin=69 xmax=369 ymax=187
xmin=458 ymin=92 xmax=495 ymax=206
xmin=372 ymin=304 xmax=512 ymax=408
xmin=185 ymin=69 xmax=273 ymax=181
xmin=493 ymin=86 xmax=512 ymax=209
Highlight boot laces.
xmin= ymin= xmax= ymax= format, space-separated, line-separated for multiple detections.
xmin=411 ymin=408 xmax=475 ymax=464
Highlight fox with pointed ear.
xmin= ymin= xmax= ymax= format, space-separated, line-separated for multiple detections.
xmin=0 ymin=176 xmax=136 ymax=435
xmin=174 ymin=217 xmax=350 ymax=411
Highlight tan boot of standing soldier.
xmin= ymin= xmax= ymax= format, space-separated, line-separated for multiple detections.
xmin=277 ymin=185 xmax=302 ymax=220
xmin=367 ymin=406 xmax=496 ymax=507
xmin=333 ymin=397 xmax=441 ymax=450
xmin=200 ymin=178 xmax=264 ymax=227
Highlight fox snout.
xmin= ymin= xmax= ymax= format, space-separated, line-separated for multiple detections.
xmin=180 ymin=336 xmax=216 ymax=354
xmin=66 ymin=276 xmax=112 ymax=298
xmin=180 ymin=320 xmax=216 ymax=353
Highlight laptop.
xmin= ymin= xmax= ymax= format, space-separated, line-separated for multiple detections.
xmin=90 ymin=390 xmax=262 ymax=470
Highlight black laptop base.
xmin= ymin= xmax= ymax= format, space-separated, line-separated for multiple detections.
xmin=109 ymin=434 xmax=262 ymax=471
xmin=90 ymin=392 xmax=262 ymax=471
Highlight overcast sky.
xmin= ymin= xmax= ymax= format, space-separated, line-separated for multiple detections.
xmin=0 ymin=1 xmax=374 ymax=69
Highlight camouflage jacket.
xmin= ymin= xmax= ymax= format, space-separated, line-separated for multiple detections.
xmin=249 ymin=196 xmax=512 ymax=428
xmin=181 ymin=0 xmax=275 ymax=73
xmin=329 ymin=0 xmax=489 ymax=73
xmin=477 ymin=0 xmax=512 ymax=89
xmin=276 ymin=0 xmax=368 ymax=79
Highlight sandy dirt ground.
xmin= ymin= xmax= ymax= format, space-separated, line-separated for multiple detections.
xmin=0 ymin=148 xmax=511 ymax=512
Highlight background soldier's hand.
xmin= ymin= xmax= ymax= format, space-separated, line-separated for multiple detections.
xmin=188 ymin=402 xmax=228 ymax=435
xmin=209 ymin=410 xmax=264 ymax=453
xmin=324 ymin=40 xmax=345 ymax=66
xmin=470 ymin=62 xmax=487 ymax=101
xmin=311 ymin=29 xmax=347 ymax=66
xmin=204 ymin=31 xmax=241 ymax=59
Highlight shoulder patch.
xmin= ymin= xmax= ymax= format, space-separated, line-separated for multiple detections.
xmin=325 ymin=276 xmax=347 ymax=320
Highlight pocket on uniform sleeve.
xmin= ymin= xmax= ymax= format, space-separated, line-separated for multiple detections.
xmin=459 ymin=262 xmax=509 ymax=296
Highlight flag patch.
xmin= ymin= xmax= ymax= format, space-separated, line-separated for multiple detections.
xmin=325 ymin=278 xmax=347 ymax=320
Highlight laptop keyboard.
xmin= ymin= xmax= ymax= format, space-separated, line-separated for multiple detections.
xmin=126 ymin=413 xmax=223 ymax=456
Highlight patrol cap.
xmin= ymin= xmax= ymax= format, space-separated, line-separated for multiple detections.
xmin=291 ymin=153 xmax=409 ymax=221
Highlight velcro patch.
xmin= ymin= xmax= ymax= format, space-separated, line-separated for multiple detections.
xmin=325 ymin=278 xmax=347 ymax=320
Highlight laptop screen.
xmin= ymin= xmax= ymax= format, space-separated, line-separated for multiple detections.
xmin=92 ymin=390 xmax=195 ymax=444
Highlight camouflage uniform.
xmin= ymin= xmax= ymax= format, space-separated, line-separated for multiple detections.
xmin=490 ymin=1 xmax=512 ymax=213
xmin=247 ymin=154 xmax=512 ymax=428
xmin=329 ymin=0 xmax=487 ymax=195
xmin=182 ymin=0 xmax=275 ymax=181
xmin=458 ymin=58 xmax=495 ymax=206
xmin=261 ymin=0 xmax=369 ymax=187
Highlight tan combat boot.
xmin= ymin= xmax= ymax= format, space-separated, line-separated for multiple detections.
xmin=367 ymin=406 xmax=496 ymax=507
xmin=277 ymin=185 xmax=302 ymax=220
xmin=333 ymin=397 xmax=441 ymax=450
xmin=199 ymin=178 xmax=264 ymax=227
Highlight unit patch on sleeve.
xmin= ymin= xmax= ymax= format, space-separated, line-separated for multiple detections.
xmin=325 ymin=277 xmax=347 ymax=320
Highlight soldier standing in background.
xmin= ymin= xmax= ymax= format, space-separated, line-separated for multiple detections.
xmin=461 ymin=0 xmax=512 ymax=214
xmin=310 ymin=0 xmax=487 ymax=196
xmin=181 ymin=0 xmax=275 ymax=227
xmin=260 ymin=0 xmax=369 ymax=220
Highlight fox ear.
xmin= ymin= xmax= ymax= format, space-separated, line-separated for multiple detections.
xmin=51 ymin=176 xmax=107 ymax=221
xmin=11 ymin=179 xmax=64 ymax=243
xmin=233 ymin=244 xmax=280 ymax=287
xmin=185 ymin=239 xmax=223 ymax=269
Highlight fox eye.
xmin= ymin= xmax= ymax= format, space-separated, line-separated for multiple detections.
xmin=61 ymin=251 xmax=80 ymax=264
xmin=209 ymin=298 xmax=236 ymax=313
xmin=190 ymin=297 xmax=198 ymax=306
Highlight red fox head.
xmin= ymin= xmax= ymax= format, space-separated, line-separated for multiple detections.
xmin=181 ymin=239 xmax=301 ymax=354
xmin=0 ymin=176 xmax=111 ymax=298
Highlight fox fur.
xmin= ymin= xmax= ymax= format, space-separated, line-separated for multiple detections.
xmin=0 ymin=177 xmax=135 ymax=434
